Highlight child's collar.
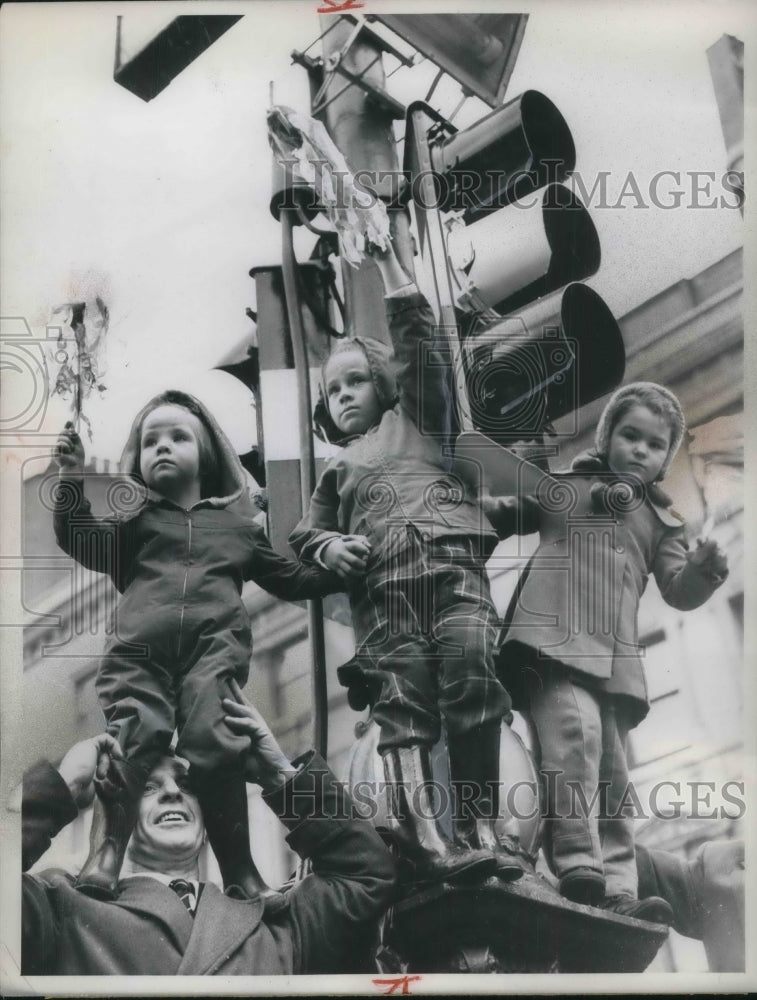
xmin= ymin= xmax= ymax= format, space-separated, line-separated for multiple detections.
xmin=140 ymin=486 xmax=222 ymax=514
xmin=562 ymin=450 xmax=685 ymax=527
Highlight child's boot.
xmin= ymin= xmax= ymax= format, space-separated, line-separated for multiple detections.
xmin=448 ymin=724 xmax=530 ymax=882
xmin=75 ymin=758 xmax=147 ymax=901
xmin=382 ymin=744 xmax=498 ymax=886
xmin=595 ymin=893 xmax=674 ymax=925
xmin=559 ymin=866 xmax=606 ymax=905
xmin=193 ymin=767 xmax=288 ymax=917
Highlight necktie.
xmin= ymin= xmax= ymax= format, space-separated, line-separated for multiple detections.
xmin=169 ymin=879 xmax=196 ymax=915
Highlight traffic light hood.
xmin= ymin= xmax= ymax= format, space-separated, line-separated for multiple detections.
xmin=402 ymin=92 xmax=575 ymax=225
xmin=465 ymin=283 xmax=626 ymax=442
xmin=313 ymin=336 xmax=399 ymax=446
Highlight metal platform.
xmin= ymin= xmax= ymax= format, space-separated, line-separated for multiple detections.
xmin=384 ymin=872 xmax=669 ymax=974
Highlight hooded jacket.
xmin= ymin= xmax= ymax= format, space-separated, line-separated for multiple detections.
xmin=290 ymin=293 xmax=497 ymax=566
xmin=53 ymin=390 xmax=341 ymax=671
xmin=486 ymin=451 xmax=726 ymax=722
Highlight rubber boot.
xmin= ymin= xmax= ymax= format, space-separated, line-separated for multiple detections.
xmin=75 ymin=758 xmax=147 ymax=901
xmin=382 ymin=745 xmax=497 ymax=886
xmin=193 ymin=767 xmax=288 ymax=917
xmin=448 ymin=725 xmax=530 ymax=882
xmin=595 ymin=893 xmax=674 ymax=925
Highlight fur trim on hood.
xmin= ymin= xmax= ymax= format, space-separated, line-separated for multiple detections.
xmin=313 ymin=336 xmax=399 ymax=446
xmin=594 ymin=381 xmax=685 ymax=481
xmin=120 ymin=389 xmax=254 ymax=513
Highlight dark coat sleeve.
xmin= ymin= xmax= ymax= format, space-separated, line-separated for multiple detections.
xmin=481 ymin=494 xmax=542 ymax=539
xmin=22 ymin=761 xmax=78 ymax=872
xmin=245 ymin=523 xmax=343 ymax=600
xmin=386 ymin=292 xmax=453 ymax=438
xmin=263 ymin=751 xmax=396 ymax=975
xmin=288 ymin=464 xmax=343 ymax=564
xmin=53 ymin=476 xmax=132 ymax=587
xmin=636 ymin=841 xmax=745 ymax=972
xmin=22 ymin=761 xmax=79 ymax=973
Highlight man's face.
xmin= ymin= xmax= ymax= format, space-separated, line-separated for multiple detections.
xmin=128 ymin=758 xmax=205 ymax=871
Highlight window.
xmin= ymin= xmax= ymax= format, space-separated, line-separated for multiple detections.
xmin=628 ymin=630 xmax=691 ymax=768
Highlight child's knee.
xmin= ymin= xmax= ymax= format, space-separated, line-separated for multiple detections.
xmin=567 ymin=708 xmax=602 ymax=768
xmin=540 ymin=694 xmax=602 ymax=772
xmin=176 ymin=724 xmax=249 ymax=771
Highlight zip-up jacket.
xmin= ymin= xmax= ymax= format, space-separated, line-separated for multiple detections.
xmin=52 ymin=391 xmax=342 ymax=768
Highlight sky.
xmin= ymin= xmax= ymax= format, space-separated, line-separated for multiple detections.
xmin=0 ymin=0 xmax=750 ymax=465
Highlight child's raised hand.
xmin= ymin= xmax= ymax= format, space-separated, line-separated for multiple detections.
xmin=54 ymin=421 xmax=85 ymax=475
xmin=689 ymin=537 xmax=729 ymax=579
xmin=322 ymin=534 xmax=371 ymax=580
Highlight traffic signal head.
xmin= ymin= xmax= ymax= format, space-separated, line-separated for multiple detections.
xmin=403 ymin=94 xmax=595 ymax=318
xmin=464 ymin=283 xmax=625 ymax=444
xmin=403 ymin=92 xmax=626 ymax=441
xmin=446 ymin=183 xmax=600 ymax=318
xmin=428 ymin=91 xmax=576 ymax=223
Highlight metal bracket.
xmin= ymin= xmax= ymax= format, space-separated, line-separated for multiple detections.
xmin=292 ymin=12 xmax=406 ymax=120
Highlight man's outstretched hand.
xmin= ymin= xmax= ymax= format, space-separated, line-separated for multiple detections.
xmin=57 ymin=734 xmax=124 ymax=809
xmin=223 ymin=678 xmax=296 ymax=793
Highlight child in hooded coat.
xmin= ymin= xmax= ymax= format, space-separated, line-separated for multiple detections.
xmin=53 ymin=390 xmax=342 ymax=907
xmin=290 ymin=245 xmax=526 ymax=887
xmin=485 ymin=382 xmax=729 ymax=922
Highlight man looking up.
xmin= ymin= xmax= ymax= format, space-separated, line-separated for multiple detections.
xmin=21 ymin=683 xmax=396 ymax=976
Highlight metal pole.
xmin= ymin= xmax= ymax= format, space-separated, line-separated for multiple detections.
xmin=281 ymin=209 xmax=329 ymax=758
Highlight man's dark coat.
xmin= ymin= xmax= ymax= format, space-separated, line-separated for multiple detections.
xmin=22 ymin=752 xmax=396 ymax=975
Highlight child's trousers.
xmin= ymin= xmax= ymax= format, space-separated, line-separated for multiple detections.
xmin=95 ymin=625 xmax=252 ymax=770
xmin=525 ymin=668 xmax=638 ymax=898
xmin=350 ymin=527 xmax=511 ymax=753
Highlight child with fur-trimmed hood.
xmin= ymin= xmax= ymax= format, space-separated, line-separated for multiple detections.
xmin=485 ymin=381 xmax=728 ymax=922
xmin=53 ymin=390 xmax=342 ymax=909
xmin=290 ymin=246 xmax=528 ymax=889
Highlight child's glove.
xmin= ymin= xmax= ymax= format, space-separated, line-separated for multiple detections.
xmin=322 ymin=534 xmax=371 ymax=580
xmin=53 ymin=421 xmax=85 ymax=475
xmin=687 ymin=538 xmax=729 ymax=581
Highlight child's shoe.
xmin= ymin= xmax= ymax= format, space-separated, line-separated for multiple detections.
xmin=75 ymin=758 xmax=148 ymax=901
xmin=193 ymin=767 xmax=289 ymax=917
xmin=559 ymin=866 xmax=606 ymax=905
xmin=595 ymin=893 xmax=674 ymax=925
